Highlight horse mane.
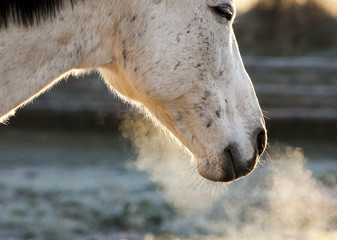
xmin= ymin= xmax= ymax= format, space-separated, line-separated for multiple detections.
xmin=0 ymin=0 xmax=77 ymax=28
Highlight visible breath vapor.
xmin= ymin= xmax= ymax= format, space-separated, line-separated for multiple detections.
xmin=120 ymin=117 xmax=337 ymax=240
xmin=120 ymin=115 xmax=222 ymax=209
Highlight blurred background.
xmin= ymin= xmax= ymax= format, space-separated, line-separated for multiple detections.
xmin=0 ymin=0 xmax=336 ymax=239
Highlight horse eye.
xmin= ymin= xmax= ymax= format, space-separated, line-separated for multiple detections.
xmin=210 ymin=5 xmax=234 ymax=22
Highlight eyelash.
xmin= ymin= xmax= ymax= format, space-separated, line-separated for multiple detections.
xmin=209 ymin=4 xmax=234 ymax=22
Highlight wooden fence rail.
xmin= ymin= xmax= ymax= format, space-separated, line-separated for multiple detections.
xmin=20 ymin=57 xmax=337 ymax=124
xmin=244 ymin=57 xmax=337 ymax=120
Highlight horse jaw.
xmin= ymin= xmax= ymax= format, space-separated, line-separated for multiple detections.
xmin=100 ymin=59 xmax=265 ymax=184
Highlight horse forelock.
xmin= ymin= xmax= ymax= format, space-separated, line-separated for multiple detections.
xmin=0 ymin=0 xmax=77 ymax=28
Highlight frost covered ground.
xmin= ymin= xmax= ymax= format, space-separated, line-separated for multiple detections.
xmin=0 ymin=125 xmax=336 ymax=240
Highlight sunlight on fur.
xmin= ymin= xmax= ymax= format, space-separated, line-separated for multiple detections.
xmin=0 ymin=68 xmax=90 ymax=124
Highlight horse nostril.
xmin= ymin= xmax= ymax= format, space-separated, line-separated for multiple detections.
xmin=256 ymin=129 xmax=267 ymax=156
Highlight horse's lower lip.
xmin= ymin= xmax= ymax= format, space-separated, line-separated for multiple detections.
xmin=196 ymin=152 xmax=258 ymax=182
xmin=197 ymin=168 xmax=235 ymax=182
xmin=219 ymin=168 xmax=236 ymax=182
xmin=197 ymin=156 xmax=236 ymax=182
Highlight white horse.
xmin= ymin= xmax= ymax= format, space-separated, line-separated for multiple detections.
xmin=0 ymin=0 xmax=266 ymax=182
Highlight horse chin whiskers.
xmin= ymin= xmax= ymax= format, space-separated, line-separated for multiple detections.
xmin=190 ymin=175 xmax=228 ymax=198
xmin=188 ymin=160 xmax=227 ymax=197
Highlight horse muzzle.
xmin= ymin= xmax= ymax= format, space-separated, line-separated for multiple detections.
xmin=197 ymin=128 xmax=267 ymax=182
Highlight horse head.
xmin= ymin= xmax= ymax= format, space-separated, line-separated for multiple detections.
xmin=100 ymin=0 xmax=267 ymax=182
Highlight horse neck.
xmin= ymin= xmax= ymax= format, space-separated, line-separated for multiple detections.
xmin=0 ymin=1 xmax=121 ymax=120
